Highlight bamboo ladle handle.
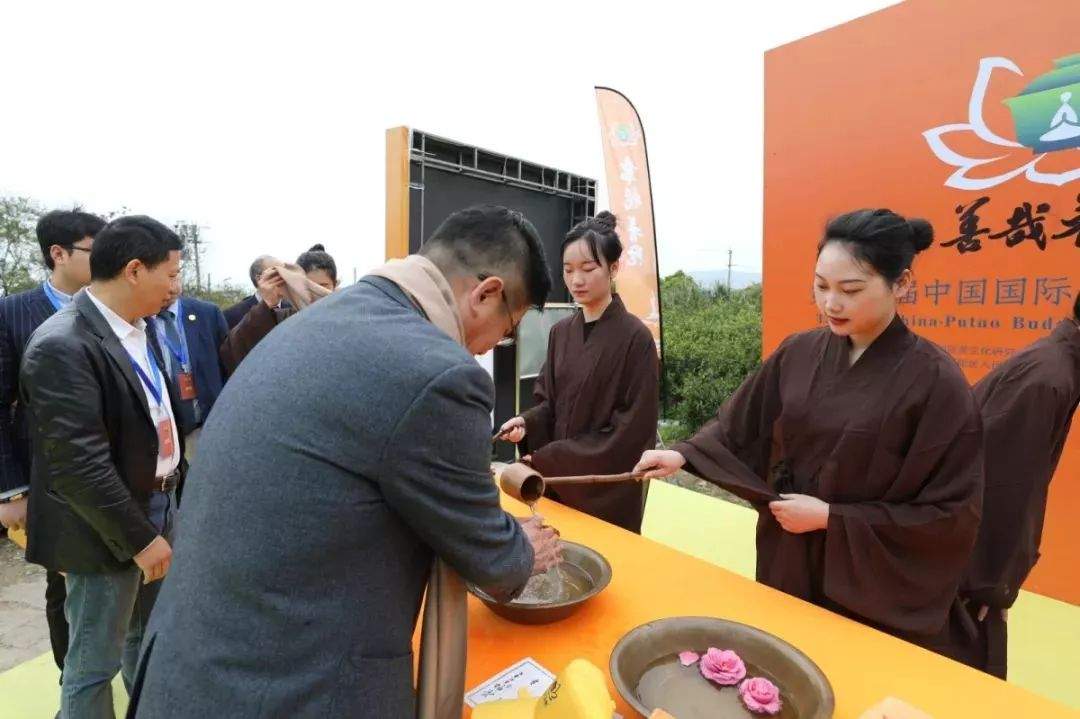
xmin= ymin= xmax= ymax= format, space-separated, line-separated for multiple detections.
xmin=496 ymin=463 xmax=646 ymax=505
xmin=543 ymin=472 xmax=646 ymax=485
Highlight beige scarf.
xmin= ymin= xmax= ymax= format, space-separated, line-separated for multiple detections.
xmin=369 ymin=255 xmax=468 ymax=719
xmin=265 ymin=263 xmax=332 ymax=309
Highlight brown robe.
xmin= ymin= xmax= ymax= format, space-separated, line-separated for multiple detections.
xmin=955 ymin=318 xmax=1080 ymax=677
xmin=672 ymin=315 xmax=984 ymax=652
xmin=521 ymin=295 xmax=659 ymax=533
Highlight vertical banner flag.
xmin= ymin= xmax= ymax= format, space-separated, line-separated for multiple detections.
xmin=595 ymin=87 xmax=663 ymax=358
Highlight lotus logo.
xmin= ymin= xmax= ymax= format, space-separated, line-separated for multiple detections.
xmin=607 ymin=122 xmax=640 ymax=149
xmin=924 ymin=55 xmax=1080 ymax=190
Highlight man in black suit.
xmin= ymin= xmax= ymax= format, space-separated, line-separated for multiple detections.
xmin=150 ymin=287 xmax=230 ymax=453
xmin=0 ymin=208 xmax=105 ymax=677
xmin=21 ymin=215 xmax=184 ymax=718
xmin=222 ymin=254 xmax=280 ymax=328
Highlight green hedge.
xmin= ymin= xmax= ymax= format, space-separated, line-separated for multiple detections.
xmin=660 ymin=272 xmax=762 ymax=440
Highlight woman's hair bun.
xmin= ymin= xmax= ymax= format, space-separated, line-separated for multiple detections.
xmin=594 ymin=211 xmax=618 ymax=230
xmin=308 ymin=243 xmax=326 ymax=252
xmin=907 ymin=219 xmax=934 ymax=253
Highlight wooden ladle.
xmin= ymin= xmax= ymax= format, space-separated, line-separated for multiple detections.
xmin=497 ymin=462 xmax=645 ymax=504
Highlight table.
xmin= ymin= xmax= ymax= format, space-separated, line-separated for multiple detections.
xmin=449 ymin=492 xmax=1076 ymax=717
xmin=9 ymin=501 xmax=1074 ymax=716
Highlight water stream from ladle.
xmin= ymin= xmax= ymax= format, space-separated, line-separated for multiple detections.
xmin=523 ymin=498 xmax=566 ymax=600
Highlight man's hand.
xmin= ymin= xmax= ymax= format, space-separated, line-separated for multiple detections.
xmin=520 ymin=515 xmax=561 ymax=575
xmin=768 ymin=493 xmax=830 ymax=534
xmin=0 ymin=496 xmax=28 ymax=532
xmin=257 ymin=267 xmax=286 ymax=308
xmin=633 ymin=449 xmax=686 ymax=480
xmin=498 ymin=416 xmax=526 ymax=444
xmin=134 ymin=536 xmax=172 ymax=584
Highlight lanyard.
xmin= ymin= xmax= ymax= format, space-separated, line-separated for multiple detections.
xmin=155 ymin=307 xmax=190 ymax=369
xmin=127 ymin=347 xmax=165 ymax=410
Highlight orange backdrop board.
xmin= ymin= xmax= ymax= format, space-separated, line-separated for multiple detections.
xmin=763 ymin=0 xmax=1079 ymax=604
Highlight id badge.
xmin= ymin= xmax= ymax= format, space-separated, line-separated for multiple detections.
xmin=177 ymin=371 xmax=197 ymax=401
xmin=152 ymin=406 xmax=175 ymax=460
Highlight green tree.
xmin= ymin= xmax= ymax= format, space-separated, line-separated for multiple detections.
xmin=184 ymin=282 xmax=248 ymax=310
xmin=171 ymin=221 xmax=249 ymax=309
xmin=0 ymin=196 xmax=246 ymax=309
xmin=0 ymin=197 xmax=46 ymax=297
xmin=660 ymin=272 xmax=762 ymax=439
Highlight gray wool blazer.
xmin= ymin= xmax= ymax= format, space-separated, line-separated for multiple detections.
xmin=127 ymin=276 xmax=533 ymax=718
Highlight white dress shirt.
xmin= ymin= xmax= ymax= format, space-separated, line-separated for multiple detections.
xmin=86 ymin=290 xmax=181 ymax=477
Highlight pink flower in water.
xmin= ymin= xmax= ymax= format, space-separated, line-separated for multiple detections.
xmin=698 ymin=648 xmax=746 ymax=686
xmin=739 ymin=677 xmax=782 ymax=715
xmin=678 ymin=650 xmax=700 ymax=666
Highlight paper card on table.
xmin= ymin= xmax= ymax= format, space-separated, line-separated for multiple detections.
xmin=464 ymin=657 xmax=556 ymax=708
xmin=857 ymin=696 xmax=934 ymax=719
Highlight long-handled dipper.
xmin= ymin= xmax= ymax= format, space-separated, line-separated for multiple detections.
xmin=497 ymin=462 xmax=645 ymax=506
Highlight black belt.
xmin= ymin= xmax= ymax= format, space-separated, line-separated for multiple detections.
xmin=154 ymin=469 xmax=182 ymax=494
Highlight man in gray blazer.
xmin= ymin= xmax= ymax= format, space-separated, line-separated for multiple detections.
xmin=128 ymin=206 xmax=561 ymax=717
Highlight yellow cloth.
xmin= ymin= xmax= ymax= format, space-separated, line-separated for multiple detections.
xmin=472 ymin=659 xmax=614 ymax=719
xmin=857 ymin=697 xmax=935 ymax=719
xmin=8 ymin=527 xmax=26 ymax=549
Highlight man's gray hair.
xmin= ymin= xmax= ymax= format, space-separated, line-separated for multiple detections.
xmin=248 ymin=255 xmax=277 ymax=288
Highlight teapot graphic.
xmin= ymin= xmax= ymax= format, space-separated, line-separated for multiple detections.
xmin=1004 ymin=53 xmax=1080 ymax=153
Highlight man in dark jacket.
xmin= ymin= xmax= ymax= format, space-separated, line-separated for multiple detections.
xmin=21 ymin=216 xmax=185 ymax=718
xmin=149 ymin=288 xmax=230 ymax=452
xmin=0 ymin=208 xmax=104 ymax=676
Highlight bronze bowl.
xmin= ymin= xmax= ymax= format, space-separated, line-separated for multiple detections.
xmin=467 ymin=541 xmax=612 ymax=625
xmin=610 ymin=616 xmax=834 ymax=718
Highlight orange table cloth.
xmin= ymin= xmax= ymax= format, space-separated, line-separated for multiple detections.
xmin=432 ymin=492 xmax=1075 ymax=718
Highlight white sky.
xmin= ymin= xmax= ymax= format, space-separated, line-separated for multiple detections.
xmin=0 ymin=0 xmax=896 ymax=289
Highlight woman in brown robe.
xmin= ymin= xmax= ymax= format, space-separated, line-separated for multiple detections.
xmin=499 ymin=212 xmax=659 ymax=533
xmin=956 ymin=296 xmax=1080 ymax=678
xmin=635 ymin=209 xmax=984 ymax=657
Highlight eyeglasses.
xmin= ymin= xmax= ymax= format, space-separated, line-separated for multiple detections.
xmin=498 ymin=290 xmax=520 ymax=342
xmin=68 ymin=246 xmax=92 ymax=254
xmin=478 ymin=274 xmax=520 ymax=342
